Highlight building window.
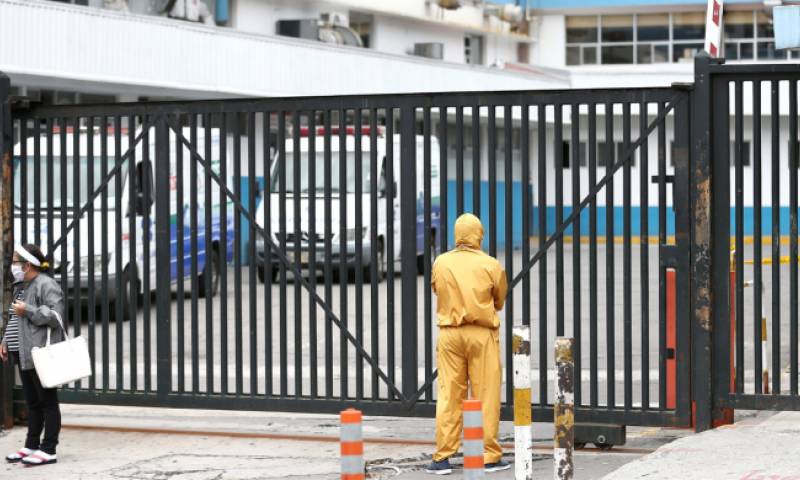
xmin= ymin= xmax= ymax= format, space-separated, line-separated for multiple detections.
xmin=349 ymin=12 xmax=373 ymax=48
xmin=465 ymin=34 xmax=484 ymax=65
xmin=566 ymin=10 xmax=784 ymax=65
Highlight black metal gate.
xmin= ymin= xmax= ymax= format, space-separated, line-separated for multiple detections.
xmin=0 ymin=73 xmax=695 ymax=428
xmin=705 ymin=57 xmax=800 ymax=418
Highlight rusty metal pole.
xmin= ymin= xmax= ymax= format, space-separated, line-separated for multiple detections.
xmin=512 ymin=325 xmax=533 ymax=480
xmin=0 ymin=72 xmax=14 ymax=430
xmin=554 ymin=337 xmax=574 ymax=480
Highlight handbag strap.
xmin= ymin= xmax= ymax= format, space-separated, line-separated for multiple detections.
xmin=46 ymin=310 xmax=69 ymax=347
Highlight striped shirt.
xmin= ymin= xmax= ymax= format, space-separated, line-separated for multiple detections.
xmin=4 ymin=288 xmax=24 ymax=352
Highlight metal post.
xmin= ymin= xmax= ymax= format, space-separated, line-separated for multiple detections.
xmin=554 ymin=337 xmax=574 ymax=480
xmin=399 ymin=107 xmax=418 ymax=400
xmin=154 ymin=115 xmax=172 ymax=397
xmin=0 ymin=73 xmax=13 ymax=430
xmin=691 ymin=53 xmax=715 ymax=432
xmin=512 ymin=325 xmax=533 ymax=480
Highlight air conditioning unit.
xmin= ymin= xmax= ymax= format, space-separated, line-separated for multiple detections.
xmin=414 ymin=42 xmax=444 ymax=60
xmin=320 ymin=11 xmax=349 ymax=27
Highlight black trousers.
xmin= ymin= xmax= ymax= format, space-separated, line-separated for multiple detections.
xmin=11 ymin=352 xmax=61 ymax=454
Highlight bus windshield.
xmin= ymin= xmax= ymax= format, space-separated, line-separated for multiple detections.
xmin=13 ymin=156 xmax=128 ymax=210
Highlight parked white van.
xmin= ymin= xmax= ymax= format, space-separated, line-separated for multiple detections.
xmin=13 ymin=126 xmax=234 ymax=317
xmin=253 ymin=126 xmax=441 ymax=283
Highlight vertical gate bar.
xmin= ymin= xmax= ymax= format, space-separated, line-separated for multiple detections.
xmin=220 ymin=113 xmax=229 ymax=396
xmin=176 ymin=115 xmax=186 ymax=394
xmin=355 ymin=109 xmax=364 ymax=401
xmin=457 ymin=106 xmax=464 ymax=216
xmin=128 ymin=117 xmax=138 ymax=391
xmin=691 ymin=55 xmax=714 ymax=431
xmin=353 ymin=108 xmax=364 ymax=400
xmin=203 ymin=114 xmax=214 ymax=393
xmin=473 ymin=104 xmax=481 ymax=217
xmin=114 ymin=117 xmax=123 ymax=391
xmin=0 ymin=75 xmax=11 ymax=428
xmin=292 ymin=110 xmax=304 ymax=397
xmin=19 ymin=119 xmax=26 ymax=246
xmin=673 ymin=91 xmax=693 ymax=420
xmin=292 ymin=110 xmax=303 ymax=398
xmin=264 ymin=111 xmax=273 ymax=396
xmin=400 ymin=106 xmax=419 ymax=402
xmin=46 ymin=117 xmax=54 ymax=314
xmin=440 ymin=108 xmax=449 ymax=255
xmin=34 ymin=115 xmax=41 ymax=247
xmin=309 ymin=111 xmax=318 ymax=399
xmin=522 ymin=104 xmax=531 ymax=328
xmin=278 ymin=111 xmax=288 ymax=397
xmin=504 ymin=104 xmax=514 ymax=405
xmin=72 ymin=117 xmax=83 ymax=390
xmin=234 ymin=113 xmax=244 ymax=396
xmin=155 ymin=115 xmax=172 ymax=397
xmin=338 ymin=109 xmax=348 ymax=400
xmin=639 ymin=102 xmax=650 ymax=410
xmin=570 ymin=104 xmax=581 ymax=406
xmin=537 ymin=104 xmax=548 ymax=405
xmin=711 ymin=75 xmax=732 ymax=422
xmin=86 ymin=116 xmax=97 ymax=391
xmin=588 ymin=103 xmax=598 ymax=407
xmin=141 ymin=116 xmax=154 ymax=392
xmin=623 ymin=103 xmax=633 ymax=411
xmin=605 ymin=104 xmax=615 ymax=409
xmin=790 ymin=80 xmax=799 ymax=395
xmin=142 ymin=119 xmax=152 ymax=393
xmin=734 ymin=81 xmax=745 ymax=394
xmin=101 ymin=116 xmax=110 ymax=392
xmin=424 ymin=107 xmax=433 ymax=401
xmin=753 ymin=83 xmax=763 ymax=395
xmin=44 ymin=117 xmax=52 ymax=253
xmin=381 ymin=103 xmax=396 ymax=381
xmin=370 ymin=110 xmax=379 ymax=401
xmin=190 ymin=116 xmax=200 ymax=394
xmin=323 ymin=110 xmax=333 ymax=398
xmin=771 ymin=80 xmax=781 ymax=395
xmin=555 ymin=105 xmax=564 ymax=337
xmin=488 ymin=106 xmax=497 ymax=256
xmin=247 ymin=113 xmax=258 ymax=396
xmin=657 ymin=103 xmax=667 ymax=410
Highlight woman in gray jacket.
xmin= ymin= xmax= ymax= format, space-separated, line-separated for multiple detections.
xmin=0 ymin=244 xmax=66 ymax=467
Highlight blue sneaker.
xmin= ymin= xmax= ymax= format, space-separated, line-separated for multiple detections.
xmin=485 ymin=459 xmax=511 ymax=473
xmin=425 ymin=458 xmax=453 ymax=475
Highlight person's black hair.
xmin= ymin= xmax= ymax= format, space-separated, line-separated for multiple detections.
xmin=22 ymin=244 xmax=50 ymax=272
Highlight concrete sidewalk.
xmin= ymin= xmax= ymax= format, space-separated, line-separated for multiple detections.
xmin=0 ymin=403 xmax=687 ymax=479
xmin=602 ymin=411 xmax=800 ymax=480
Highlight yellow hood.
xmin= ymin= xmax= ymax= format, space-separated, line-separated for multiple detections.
xmin=454 ymin=213 xmax=483 ymax=249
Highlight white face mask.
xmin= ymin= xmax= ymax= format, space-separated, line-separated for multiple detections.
xmin=11 ymin=264 xmax=25 ymax=283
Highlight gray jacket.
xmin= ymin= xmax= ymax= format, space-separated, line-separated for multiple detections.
xmin=1 ymin=274 xmax=66 ymax=371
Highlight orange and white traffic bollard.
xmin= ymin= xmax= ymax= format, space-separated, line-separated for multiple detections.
xmin=340 ymin=408 xmax=364 ymax=480
xmin=463 ymin=399 xmax=485 ymax=479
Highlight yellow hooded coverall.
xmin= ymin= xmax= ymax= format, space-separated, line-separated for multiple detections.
xmin=431 ymin=213 xmax=508 ymax=464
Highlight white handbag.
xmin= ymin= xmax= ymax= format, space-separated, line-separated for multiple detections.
xmin=31 ymin=311 xmax=92 ymax=388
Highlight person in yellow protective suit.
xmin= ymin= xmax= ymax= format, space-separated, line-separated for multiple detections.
xmin=425 ymin=213 xmax=510 ymax=475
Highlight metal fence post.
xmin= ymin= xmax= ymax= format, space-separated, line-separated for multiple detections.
xmin=399 ymin=107 xmax=418 ymax=401
xmin=0 ymin=73 xmax=14 ymax=430
xmin=554 ymin=337 xmax=574 ymax=480
xmin=690 ymin=53 xmax=715 ymax=432
xmin=154 ymin=115 xmax=172 ymax=398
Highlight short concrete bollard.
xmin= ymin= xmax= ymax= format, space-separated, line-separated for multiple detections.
xmin=512 ymin=325 xmax=533 ymax=480
xmin=463 ymin=399 xmax=485 ymax=479
xmin=340 ymin=408 xmax=364 ymax=480
xmin=554 ymin=337 xmax=575 ymax=480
